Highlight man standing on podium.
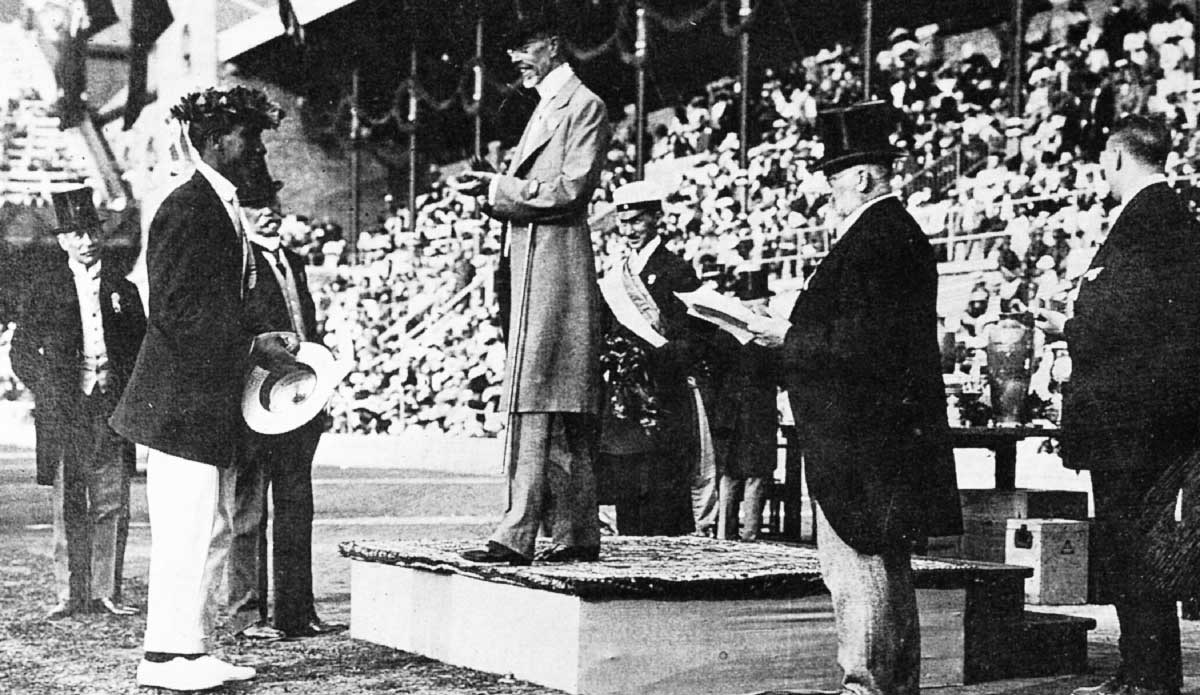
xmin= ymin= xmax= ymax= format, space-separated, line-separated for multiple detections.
xmin=746 ymin=101 xmax=962 ymax=694
xmin=452 ymin=7 xmax=611 ymax=566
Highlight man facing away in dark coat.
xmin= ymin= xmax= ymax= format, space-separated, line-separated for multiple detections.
xmin=710 ymin=268 xmax=781 ymax=542
xmin=1035 ymin=116 xmax=1200 ymax=695
xmin=746 ymin=101 xmax=962 ymax=695
xmin=11 ymin=187 xmax=145 ymax=620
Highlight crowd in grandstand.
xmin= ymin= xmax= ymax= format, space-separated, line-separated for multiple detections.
xmin=6 ymin=1 xmax=1200 ymax=434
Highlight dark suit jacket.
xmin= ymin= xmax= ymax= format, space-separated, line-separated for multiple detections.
xmin=599 ymin=240 xmax=713 ymax=455
xmin=110 ymin=171 xmax=253 ymax=466
xmin=782 ymin=196 xmax=961 ymax=553
xmin=11 ymin=260 xmax=145 ymax=485
xmin=244 ymin=244 xmax=318 ymax=342
xmin=1063 ymin=182 xmax=1200 ymax=471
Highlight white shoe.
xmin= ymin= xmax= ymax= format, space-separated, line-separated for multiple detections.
xmin=195 ymin=655 xmax=256 ymax=682
xmin=135 ymin=657 xmax=226 ymax=691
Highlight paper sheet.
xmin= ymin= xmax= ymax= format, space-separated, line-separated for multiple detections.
xmin=674 ymin=287 xmax=759 ymax=344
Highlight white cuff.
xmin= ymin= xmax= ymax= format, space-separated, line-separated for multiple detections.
xmin=487 ymin=176 xmax=500 ymax=206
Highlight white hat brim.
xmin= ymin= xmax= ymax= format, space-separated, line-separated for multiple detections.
xmin=242 ymin=342 xmax=352 ymax=435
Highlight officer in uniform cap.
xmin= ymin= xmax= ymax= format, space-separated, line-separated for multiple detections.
xmin=594 ymin=180 xmax=718 ymax=536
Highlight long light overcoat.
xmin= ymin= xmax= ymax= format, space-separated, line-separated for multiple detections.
xmin=488 ymin=71 xmax=611 ymax=414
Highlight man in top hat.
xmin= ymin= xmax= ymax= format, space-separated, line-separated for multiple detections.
xmin=216 ymin=170 xmax=346 ymax=641
xmin=710 ymin=268 xmax=781 ymax=542
xmin=11 ymin=187 xmax=145 ymax=620
xmin=110 ymin=86 xmax=298 ymax=691
xmin=593 ymin=180 xmax=717 ymax=536
xmin=1034 ymin=116 xmax=1200 ymax=695
xmin=452 ymin=8 xmax=611 ymax=565
xmin=746 ymin=101 xmax=962 ymax=694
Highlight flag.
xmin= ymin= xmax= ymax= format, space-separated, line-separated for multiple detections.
xmin=124 ymin=0 xmax=174 ymax=129
xmin=279 ymin=0 xmax=305 ymax=46
xmin=77 ymin=0 xmax=119 ymax=41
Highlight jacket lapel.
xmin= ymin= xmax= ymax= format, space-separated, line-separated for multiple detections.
xmin=511 ymin=75 xmax=581 ymax=175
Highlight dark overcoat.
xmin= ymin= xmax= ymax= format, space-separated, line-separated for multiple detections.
xmin=709 ymin=333 xmax=780 ymax=480
xmin=1063 ymin=182 xmax=1200 ymax=471
xmin=782 ymin=196 xmax=962 ymax=554
xmin=11 ymin=261 xmax=145 ymax=485
xmin=487 ymin=72 xmax=611 ymax=414
xmin=110 ymin=171 xmax=253 ymax=466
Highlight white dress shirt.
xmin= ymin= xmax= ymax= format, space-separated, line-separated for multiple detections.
xmin=69 ymin=259 xmax=108 ymax=395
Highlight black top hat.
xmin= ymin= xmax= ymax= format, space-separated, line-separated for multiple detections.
xmin=50 ymin=187 xmax=101 ymax=234
xmin=732 ymin=268 xmax=774 ymax=301
xmin=814 ymin=101 xmax=904 ymax=175
xmin=506 ymin=4 xmax=572 ymax=47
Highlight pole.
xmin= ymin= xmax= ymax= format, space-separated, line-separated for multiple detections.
xmin=739 ymin=0 xmax=751 ymax=173
xmin=635 ymin=4 xmax=647 ymax=179
xmin=409 ymin=40 xmax=418 ymax=236
xmin=474 ymin=11 xmax=484 ymax=160
xmin=349 ymin=67 xmax=361 ymax=263
xmin=1194 ymin=0 xmax=1200 ymax=79
xmin=862 ymin=0 xmax=873 ymax=99
xmin=1011 ymin=0 xmax=1024 ymax=115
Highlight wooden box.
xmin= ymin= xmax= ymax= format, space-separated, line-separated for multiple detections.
xmin=1004 ymin=519 xmax=1089 ymax=605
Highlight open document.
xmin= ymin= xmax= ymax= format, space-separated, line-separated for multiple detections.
xmin=674 ymin=287 xmax=760 ymax=344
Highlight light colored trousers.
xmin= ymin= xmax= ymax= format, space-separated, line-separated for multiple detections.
xmin=717 ymin=475 xmax=765 ymax=541
xmin=143 ymin=450 xmax=231 ymax=654
xmin=816 ymin=503 xmax=920 ymax=695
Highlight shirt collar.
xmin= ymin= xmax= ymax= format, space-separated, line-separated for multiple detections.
xmin=68 ymin=259 xmax=101 ymax=281
xmin=835 ymin=192 xmax=899 ymax=240
xmin=629 ymin=234 xmax=661 ymax=275
xmin=534 ymin=63 xmax=574 ymax=105
xmin=1122 ymin=174 xmax=1169 ymax=208
xmin=194 ymin=158 xmax=239 ymax=204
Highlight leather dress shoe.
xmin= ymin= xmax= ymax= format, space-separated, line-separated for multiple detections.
xmin=460 ymin=541 xmax=531 ymax=566
xmin=536 ymin=544 xmax=600 ymax=563
xmin=236 ymin=622 xmax=286 ymax=641
xmin=90 ymin=597 xmax=138 ymax=616
xmin=283 ymin=617 xmax=348 ymax=638
xmin=44 ymin=600 xmax=80 ymax=620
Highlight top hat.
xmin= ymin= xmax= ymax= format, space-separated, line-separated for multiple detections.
xmin=732 ymin=268 xmax=774 ymax=300
xmin=242 ymin=341 xmax=351 ymax=435
xmin=506 ymin=4 xmax=572 ymax=47
xmin=50 ymin=187 xmax=101 ymax=234
xmin=814 ymin=101 xmax=903 ymax=175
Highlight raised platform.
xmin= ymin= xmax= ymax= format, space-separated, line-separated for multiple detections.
xmin=339 ymin=537 xmax=1093 ymax=694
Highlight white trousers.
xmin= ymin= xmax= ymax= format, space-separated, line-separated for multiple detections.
xmin=142 ymin=450 xmax=229 ymax=654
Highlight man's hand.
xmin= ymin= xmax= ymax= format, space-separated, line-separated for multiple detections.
xmin=447 ymin=171 xmax=496 ymax=198
xmin=745 ymin=314 xmax=792 ymax=349
xmin=1030 ymin=307 xmax=1067 ymax=339
xmin=251 ymin=331 xmax=302 ymax=372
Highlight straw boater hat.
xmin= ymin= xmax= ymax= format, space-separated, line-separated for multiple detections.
xmin=242 ymin=340 xmax=351 ymax=435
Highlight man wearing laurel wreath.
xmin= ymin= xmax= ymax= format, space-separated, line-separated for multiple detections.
xmin=110 ymin=87 xmax=300 ymax=691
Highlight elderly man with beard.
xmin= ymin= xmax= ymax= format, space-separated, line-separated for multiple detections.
xmin=110 ymin=86 xmax=299 ymax=691
xmin=746 ymin=101 xmax=961 ymax=694
xmin=453 ymin=9 xmax=610 ymax=566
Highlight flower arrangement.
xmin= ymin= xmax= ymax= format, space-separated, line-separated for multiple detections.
xmin=170 ymin=86 xmax=285 ymax=130
xmin=598 ymin=332 xmax=660 ymax=433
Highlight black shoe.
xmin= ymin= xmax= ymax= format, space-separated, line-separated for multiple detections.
xmin=460 ymin=541 xmax=531 ymax=566
xmin=89 ymin=597 xmax=138 ymax=616
xmin=536 ymin=544 xmax=600 ymax=563
xmin=283 ymin=617 xmax=347 ymax=638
